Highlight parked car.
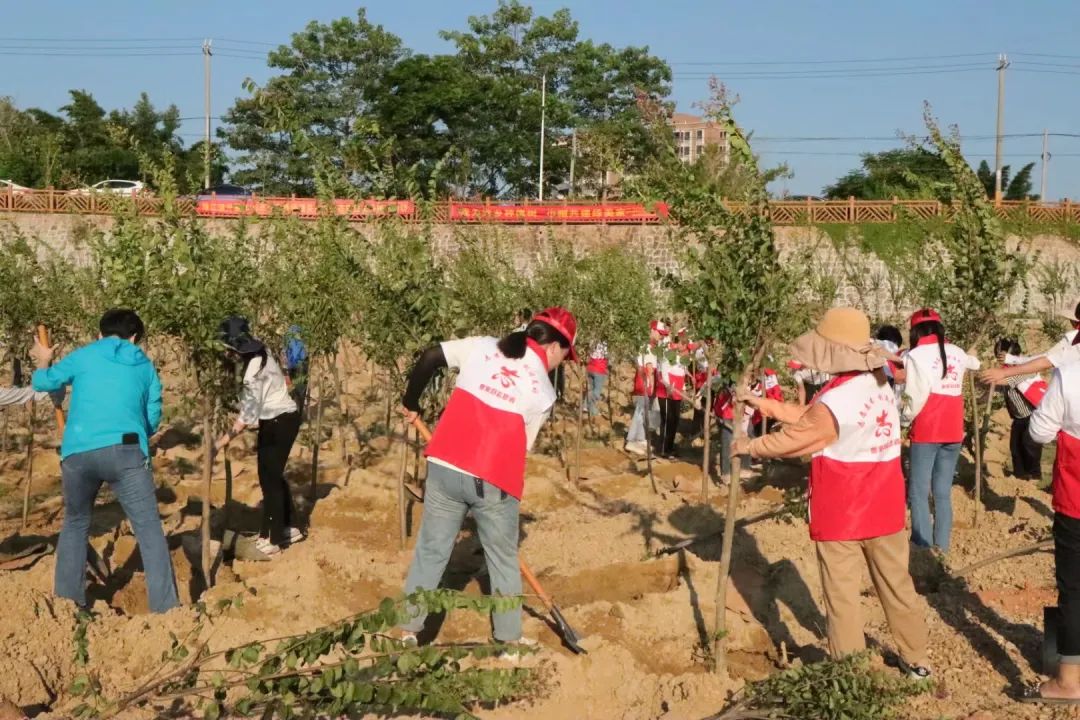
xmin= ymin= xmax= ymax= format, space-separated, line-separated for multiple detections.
xmin=0 ymin=179 xmax=30 ymax=194
xmin=72 ymin=180 xmax=146 ymax=196
xmin=196 ymin=183 xmax=251 ymax=199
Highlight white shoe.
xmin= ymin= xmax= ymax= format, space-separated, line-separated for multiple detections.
xmin=400 ymin=631 xmax=418 ymax=648
xmin=497 ymin=636 xmax=538 ymax=664
xmin=254 ymin=537 xmax=282 ymax=557
xmin=625 ymin=441 xmax=647 ymax=456
xmin=285 ymin=527 xmax=306 ymax=544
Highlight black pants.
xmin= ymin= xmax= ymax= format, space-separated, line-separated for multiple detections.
xmin=691 ymin=407 xmax=705 ymax=437
xmin=287 ymin=360 xmax=309 ymax=413
xmin=658 ymin=398 xmax=682 ymax=455
xmin=1010 ymin=416 xmax=1043 ymax=479
xmin=1055 ymin=513 xmax=1080 ymax=660
xmin=257 ymin=411 xmax=301 ymax=545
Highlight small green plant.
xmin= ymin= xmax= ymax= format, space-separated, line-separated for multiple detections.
xmin=88 ymin=589 xmax=539 ymax=720
xmin=710 ymin=652 xmax=929 ymax=720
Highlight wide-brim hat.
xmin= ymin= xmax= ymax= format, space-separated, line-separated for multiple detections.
xmin=218 ymin=315 xmax=265 ymax=355
xmin=789 ymin=307 xmax=885 ymax=374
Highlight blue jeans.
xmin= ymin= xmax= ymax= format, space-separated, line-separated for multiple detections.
xmin=402 ymin=461 xmax=522 ymax=641
xmin=907 ymin=442 xmax=962 ymax=551
xmin=57 ymin=444 xmax=178 ymax=613
xmin=626 ymin=396 xmax=648 ymax=444
xmin=586 ymin=372 xmax=607 ymax=416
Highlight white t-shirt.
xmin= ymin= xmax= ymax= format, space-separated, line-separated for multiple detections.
xmin=238 ymin=354 xmax=297 ymax=425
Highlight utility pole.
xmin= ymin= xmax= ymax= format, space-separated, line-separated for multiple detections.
xmin=569 ymin=127 xmax=577 ymax=198
xmin=993 ymin=53 xmax=1009 ymax=206
xmin=538 ymin=71 xmax=546 ymax=201
xmin=202 ymin=39 xmax=213 ymax=190
xmin=1041 ymin=128 xmax=1050 ymax=203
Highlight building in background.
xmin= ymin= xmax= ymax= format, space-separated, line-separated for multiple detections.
xmin=670 ymin=113 xmax=729 ymax=163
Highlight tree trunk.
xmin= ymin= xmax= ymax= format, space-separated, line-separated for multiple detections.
xmin=701 ymin=377 xmax=713 ymax=503
xmin=330 ymin=355 xmax=348 ymax=466
xmin=573 ymin=367 xmax=585 ymax=482
xmin=200 ymin=397 xmax=214 ymax=588
xmin=713 ymin=347 xmax=767 ymax=674
xmin=970 ymin=374 xmax=984 ymax=528
xmin=310 ymin=372 xmax=324 ymax=503
xmin=21 ymin=400 xmax=35 ymax=528
xmin=643 ymin=391 xmax=657 ymax=494
xmin=223 ymin=457 xmax=233 ymax=531
xmin=2 ymin=407 xmax=9 ymax=454
xmin=397 ymin=425 xmax=409 ymax=549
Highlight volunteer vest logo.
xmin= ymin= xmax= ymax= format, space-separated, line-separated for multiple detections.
xmin=492 ymin=366 xmax=519 ymax=390
xmin=873 ymin=409 xmax=892 ymax=438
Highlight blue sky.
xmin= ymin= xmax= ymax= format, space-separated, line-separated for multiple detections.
xmin=3 ymin=0 xmax=1078 ymax=197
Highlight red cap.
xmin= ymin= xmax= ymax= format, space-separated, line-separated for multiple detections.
xmin=787 ymin=359 xmax=804 ymax=370
xmin=764 ymin=368 xmax=777 ymax=376
xmin=650 ymin=320 xmax=670 ymax=337
xmin=533 ymin=307 xmax=579 ymax=362
xmin=909 ymin=308 xmax=942 ymax=328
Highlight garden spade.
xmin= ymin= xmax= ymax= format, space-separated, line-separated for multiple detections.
xmin=410 ymin=417 xmax=587 ymax=654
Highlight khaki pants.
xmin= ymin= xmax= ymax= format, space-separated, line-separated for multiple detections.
xmin=815 ymin=530 xmax=928 ymax=666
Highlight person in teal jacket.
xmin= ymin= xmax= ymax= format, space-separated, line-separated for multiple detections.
xmin=31 ymin=308 xmax=178 ymax=613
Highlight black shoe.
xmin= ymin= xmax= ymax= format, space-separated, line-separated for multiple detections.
xmin=898 ymin=658 xmax=932 ymax=680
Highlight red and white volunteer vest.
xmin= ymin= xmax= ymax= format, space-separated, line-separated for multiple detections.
xmin=633 ymin=343 xmax=658 ymax=397
xmin=713 ymin=389 xmax=734 ymax=420
xmin=809 ymin=372 xmax=905 ymax=541
xmin=425 ymin=336 xmax=556 ymax=499
xmin=1018 ymin=376 xmax=1049 ymax=408
xmin=907 ymin=338 xmax=973 ymax=444
xmin=657 ymin=345 xmax=687 ymax=401
xmin=586 ymin=342 xmax=609 ymax=375
xmin=1050 ymin=364 xmax=1080 ymax=519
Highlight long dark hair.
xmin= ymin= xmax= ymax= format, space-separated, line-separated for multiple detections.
xmin=497 ymin=320 xmax=571 ymax=359
xmin=910 ymin=319 xmax=948 ymax=379
xmin=241 ymin=348 xmax=269 ymax=376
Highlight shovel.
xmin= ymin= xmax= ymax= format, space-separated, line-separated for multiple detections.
xmin=410 ymin=417 xmax=587 ymax=654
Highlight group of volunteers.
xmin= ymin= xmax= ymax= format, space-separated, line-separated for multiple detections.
xmin=0 ymin=309 xmax=308 ymax=615
xmin=4 ymin=292 xmax=1080 ymax=704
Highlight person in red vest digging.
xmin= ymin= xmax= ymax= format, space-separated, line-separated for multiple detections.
xmin=736 ymin=307 xmax=931 ymax=678
xmin=1025 ymin=357 xmax=1080 ymax=704
xmin=398 ymin=308 xmax=578 ymax=647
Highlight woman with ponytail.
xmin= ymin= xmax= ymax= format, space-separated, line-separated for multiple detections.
xmin=398 ymin=308 xmax=578 ymax=646
xmin=902 ymin=308 xmax=981 ymax=553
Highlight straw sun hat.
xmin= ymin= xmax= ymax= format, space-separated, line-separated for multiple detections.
xmin=788 ymin=307 xmax=885 ymax=375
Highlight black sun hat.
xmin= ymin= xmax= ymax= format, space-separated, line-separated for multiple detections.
xmin=218 ymin=315 xmax=265 ymax=354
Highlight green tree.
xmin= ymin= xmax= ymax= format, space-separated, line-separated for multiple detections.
xmin=823 ymin=147 xmax=953 ymax=200
xmin=218 ymin=9 xmax=405 ymax=195
xmin=976 ymin=159 xmax=1037 ymax=201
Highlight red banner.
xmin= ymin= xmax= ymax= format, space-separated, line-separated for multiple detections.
xmin=196 ymin=197 xmax=415 ymax=219
xmin=448 ymin=202 xmax=669 ymax=224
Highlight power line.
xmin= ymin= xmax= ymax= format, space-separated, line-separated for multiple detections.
xmin=674 ymin=67 xmax=988 ymax=81
xmin=670 ymin=52 xmax=995 ymax=66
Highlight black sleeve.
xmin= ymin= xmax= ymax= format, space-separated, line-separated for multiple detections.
xmin=401 ymin=345 xmax=448 ymax=412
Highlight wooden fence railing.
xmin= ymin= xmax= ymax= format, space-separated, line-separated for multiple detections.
xmin=1 ymin=188 xmax=1077 ymax=225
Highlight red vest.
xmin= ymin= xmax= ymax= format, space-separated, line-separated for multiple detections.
xmin=425 ymin=337 xmax=555 ymax=499
xmin=586 ymin=357 xmax=608 ymax=374
xmin=809 ymin=372 xmax=905 ymax=541
xmin=1054 ymin=431 xmax=1080 ymax=520
xmin=633 ymin=343 xmax=658 ymax=397
xmin=908 ymin=338 xmax=971 ymax=444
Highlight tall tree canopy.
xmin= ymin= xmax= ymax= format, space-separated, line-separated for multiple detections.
xmin=975 ymin=159 xmax=1037 ymax=201
xmin=220 ymin=1 xmax=672 ymax=198
xmin=0 ymin=92 xmax=222 ymax=191
xmin=823 ymin=147 xmax=954 ymax=200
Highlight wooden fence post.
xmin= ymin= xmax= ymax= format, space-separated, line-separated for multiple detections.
xmin=849 ymin=195 xmax=856 ymax=223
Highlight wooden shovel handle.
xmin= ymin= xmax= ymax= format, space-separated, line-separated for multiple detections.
xmin=35 ymin=325 xmax=65 ymax=434
xmin=409 ymin=416 xmax=555 ymax=610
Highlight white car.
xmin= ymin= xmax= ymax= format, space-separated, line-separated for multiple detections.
xmin=73 ymin=179 xmax=146 ymax=196
xmin=0 ymin=179 xmax=30 ymax=194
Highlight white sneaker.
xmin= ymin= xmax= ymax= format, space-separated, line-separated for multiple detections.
xmin=400 ymin=631 xmax=418 ymax=648
xmin=285 ymin=527 xmax=306 ymax=544
xmin=625 ymin=441 xmax=647 ymax=456
xmin=497 ymin=636 xmax=538 ymax=664
xmin=254 ymin=537 xmax=282 ymax=557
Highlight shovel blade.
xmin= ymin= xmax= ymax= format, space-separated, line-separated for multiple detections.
xmin=550 ymin=605 xmax=587 ymax=654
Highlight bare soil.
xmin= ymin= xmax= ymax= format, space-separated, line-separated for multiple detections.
xmin=0 ymin=363 xmax=1072 ymax=719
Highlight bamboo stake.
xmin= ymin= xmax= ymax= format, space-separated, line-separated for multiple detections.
xmin=701 ymin=373 xmax=713 ymax=503
xmin=396 ymin=425 xmax=409 ymax=549
xmin=713 ymin=343 xmax=767 ymax=674
xmin=971 ymin=374 xmax=984 ymax=528
xmin=573 ymin=367 xmax=585 ymax=482
xmin=310 ymin=370 xmax=324 ymax=502
xmin=200 ymin=397 xmax=213 ymax=587
xmin=21 ymin=399 xmax=34 ymax=528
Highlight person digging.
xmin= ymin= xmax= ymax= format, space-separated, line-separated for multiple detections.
xmin=397 ymin=307 xmax=578 ymax=651
xmin=734 ymin=307 xmax=931 ymax=678
xmin=1023 ymin=359 xmax=1080 ymax=704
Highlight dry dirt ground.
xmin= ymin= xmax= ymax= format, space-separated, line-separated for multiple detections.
xmin=0 ymin=367 xmax=1072 ymax=720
